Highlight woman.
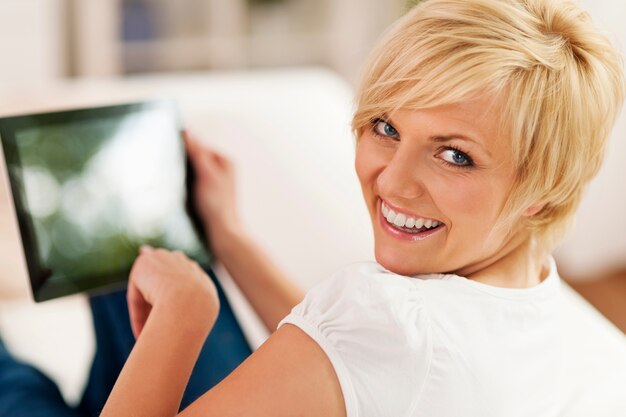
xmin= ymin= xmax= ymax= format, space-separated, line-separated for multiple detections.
xmin=102 ymin=0 xmax=625 ymax=415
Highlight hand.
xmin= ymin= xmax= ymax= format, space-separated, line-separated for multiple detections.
xmin=127 ymin=246 xmax=219 ymax=339
xmin=184 ymin=130 xmax=244 ymax=256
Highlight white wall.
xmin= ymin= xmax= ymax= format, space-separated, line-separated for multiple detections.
xmin=555 ymin=0 xmax=626 ymax=278
xmin=0 ymin=0 xmax=623 ymax=279
xmin=0 ymin=0 xmax=66 ymax=86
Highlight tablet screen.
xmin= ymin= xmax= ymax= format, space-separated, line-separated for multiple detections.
xmin=0 ymin=101 xmax=209 ymax=301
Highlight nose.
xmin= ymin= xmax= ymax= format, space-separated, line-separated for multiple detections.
xmin=377 ymin=150 xmax=426 ymax=201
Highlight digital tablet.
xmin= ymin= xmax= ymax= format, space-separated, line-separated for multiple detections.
xmin=0 ymin=100 xmax=210 ymax=302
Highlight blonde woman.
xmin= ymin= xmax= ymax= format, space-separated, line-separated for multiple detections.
xmin=102 ymin=0 xmax=625 ymax=415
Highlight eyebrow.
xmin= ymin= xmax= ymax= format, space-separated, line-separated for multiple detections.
xmin=381 ymin=114 xmax=493 ymax=159
xmin=432 ymin=135 xmax=493 ymax=158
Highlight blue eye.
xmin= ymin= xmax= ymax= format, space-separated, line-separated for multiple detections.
xmin=437 ymin=148 xmax=473 ymax=167
xmin=372 ymin=119 xmax=399 ymax=139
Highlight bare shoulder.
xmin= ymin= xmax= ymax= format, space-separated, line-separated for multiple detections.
xmin=179 ymin=324 xmax=347 ymax=417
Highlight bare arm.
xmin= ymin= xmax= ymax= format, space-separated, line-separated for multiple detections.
xmin=101 ymin=247 xmax=219 ymax=417
xmin=101 ymin=248 xmax=345 ymax=417
xmin=185 ymin=132 xmax=304 ymax=332
xmin=212 ymin=227 xmax=304 ymax=332
xmin=180 ymin=324 xmax=346 ymax=417
xmin=101 ymin=295 xmax=213 ymax=417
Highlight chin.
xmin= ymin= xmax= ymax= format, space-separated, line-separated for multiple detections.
xmin=374 ymin=245 xmax=428 ymax=276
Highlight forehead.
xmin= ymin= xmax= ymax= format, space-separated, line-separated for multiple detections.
xmin=395 ymin=95 xmax=502 ymax=133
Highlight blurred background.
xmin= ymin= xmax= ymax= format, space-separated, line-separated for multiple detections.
xmin=0 ymin=0 xmax=624 ymax=408
xmin=0 ymin=0 xmax=624 ymax=328
xmin=0 ymin=0 xmax=409 ymax=86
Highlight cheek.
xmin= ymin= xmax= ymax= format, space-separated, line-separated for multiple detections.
xmin=432 ymin=175 xmax=504 ymax=234
xmin=355 ymin=139 xmax=387 ymax=189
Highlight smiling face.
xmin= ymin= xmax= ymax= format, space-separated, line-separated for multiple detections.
xmin=355 ymin=97 xmax=524 ymax=277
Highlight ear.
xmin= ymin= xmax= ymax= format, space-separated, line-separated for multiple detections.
xmin=522 ymin=203 xmax=545 ymax=217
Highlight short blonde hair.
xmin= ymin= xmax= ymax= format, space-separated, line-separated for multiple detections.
xmin=352 ymin=0 xmax=625 ymax=253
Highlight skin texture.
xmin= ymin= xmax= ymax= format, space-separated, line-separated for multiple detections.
xmin=355 ymin=98 xmax=546 ymax=288
xmin=101 ymin=132 xmax=345 ymax=417
xmin=101 ymin=97 xmax=547 ymax=415
xmin=185 ymin=132 xmax=304 ymax=332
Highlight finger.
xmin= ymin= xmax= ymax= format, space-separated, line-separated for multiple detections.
xmin=184 ymin=130 xmax=217 ymax=160
xmin=185 ymin=138 xmax=230 ymax=179
xmin=173 ymin=250 xmax=187 ymax=261
xmin=201 ymin=146 xmax=231 ymax=170
xmin=184 ymin=130 xmax=198 ymax=154
xmin=141 ymin=247 xmax=173 ymax=268
xmin=138 ymin=245 xmax=165 ymax=268
xmin=127 ymin=282 xmax=140 ymax=338
xmin=127 ymin=280 xmax=150 ymax=339
xmin=184 ymin=131 xmax=206 ymax=168
xmin=139 ymin=244 xmax=154 ymax=254
xmin=150 ymin=248 xmax=184 ymax=268
xmin=213 ymin=150 xmax=233 ymax=168
xmin=183 ymin=128 xmax=201 ymax=142
xmin=192 ymin=261 xmax=207 ymax=275
xmin=185 ymin=131 xmax=226 ymax=166
xmin=154 ymin=247 xmax=172 ymax=257
xmin=183 ymin=133 xmax=218 ymax=175
xmin=182 ymin=128 xmax=199 ymax=146
xmin=194 ymin=151 xmax=222 ymax=183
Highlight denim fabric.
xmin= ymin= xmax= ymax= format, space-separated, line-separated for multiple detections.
xmin=0 ymin=268 xmax=252 ymax=416
xmin=0 ymin=341 xmax=81 ymax=417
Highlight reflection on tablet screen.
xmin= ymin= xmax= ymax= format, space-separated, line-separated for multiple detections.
xmin=1 ymin=101 xmax=209 ymax=301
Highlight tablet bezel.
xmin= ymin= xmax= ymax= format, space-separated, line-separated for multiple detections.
xmin=0 ymin=100 xmax=209 ymax=301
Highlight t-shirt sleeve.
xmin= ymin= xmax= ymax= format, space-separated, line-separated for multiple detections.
xmin=277 ymin=263 xmax=433 ymax=417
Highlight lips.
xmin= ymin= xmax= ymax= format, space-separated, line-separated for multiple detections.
xmin=378 ymin=199 xmax=445 ymax=241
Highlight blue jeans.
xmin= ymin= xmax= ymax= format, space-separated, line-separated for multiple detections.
xmin=0 ymin=268 xmax=253 ymax=416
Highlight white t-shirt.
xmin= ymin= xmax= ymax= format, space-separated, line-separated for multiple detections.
xmin=278 ymin=258 xmax=563 ymax=417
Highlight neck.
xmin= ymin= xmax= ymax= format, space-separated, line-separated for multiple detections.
xmin=454 ymin=231 xmax=549 ymax=289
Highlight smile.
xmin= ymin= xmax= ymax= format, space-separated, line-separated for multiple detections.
xmin=379 ymin=199 xmax=445 ymax=241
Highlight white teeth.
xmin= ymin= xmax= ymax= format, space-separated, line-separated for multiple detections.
xmin=381 ymin=201 xmax=441 ymax=230
xmin=393 ymin=213 xmax=406 ymax=227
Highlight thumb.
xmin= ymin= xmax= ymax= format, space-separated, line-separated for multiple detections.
xmin=184 ymin=133 xmax=216 ymax=178
xmin=127 ymin=280 xmax=151 ymax=339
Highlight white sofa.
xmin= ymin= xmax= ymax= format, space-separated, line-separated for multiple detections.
xmin=0 ymin=69 xmax=625 ymax=414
